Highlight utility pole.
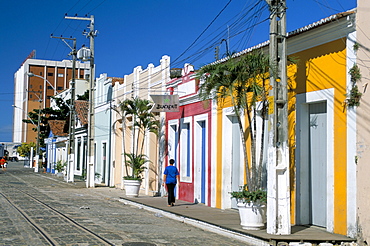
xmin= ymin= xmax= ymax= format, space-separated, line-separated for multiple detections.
xmin=36 ymin=94 xmax=42 ymax=173
xmin=265 ymin=0 xmax=290 ymax=235
xmin=27 ymin=91 xmax=42 ymax=173
xmin=51 ymin=36 xmax=77 ymax=183
xmin=65 ymin=15 xmax=96 ymax=188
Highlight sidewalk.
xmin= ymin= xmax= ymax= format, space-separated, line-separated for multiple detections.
xmin=40 ymin=172 xmax=355 ymax=246
xmin=117 ymin=192 xmax=355 ymax=246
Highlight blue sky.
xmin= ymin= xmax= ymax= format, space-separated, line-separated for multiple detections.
xmin=0 ymin=0 xmax=356 ymax=142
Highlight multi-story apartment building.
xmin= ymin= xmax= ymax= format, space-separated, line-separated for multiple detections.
xmin=13 ymin=57 xmax=90 ymax=144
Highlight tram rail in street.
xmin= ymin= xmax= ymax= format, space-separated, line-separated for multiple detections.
xmin=1 ymin=174 xmax=115 ymax=246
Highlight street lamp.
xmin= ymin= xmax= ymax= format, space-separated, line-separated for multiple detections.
xmin=27 ymin=72 xmax=58 ymax=95
xmin=13 ymin=104 xmax=40 ymax=171
xmin=12 ymin=105 xmax=36 ymax=126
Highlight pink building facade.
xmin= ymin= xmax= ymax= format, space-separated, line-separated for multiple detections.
xmin=165 ymin=64 xmax=213 ymax=206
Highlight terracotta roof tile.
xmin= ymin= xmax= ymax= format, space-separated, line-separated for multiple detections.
xmin=75 ymin=100 xmax=89 ymax=126
xmin=108 ymin=77 xmax=124 ymax=85
xmin=49 ymin=120 xmax=68 ymax=137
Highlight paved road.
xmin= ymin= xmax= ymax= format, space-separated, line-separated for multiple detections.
xmin=0 ymin=161 xmax=251 ymax=246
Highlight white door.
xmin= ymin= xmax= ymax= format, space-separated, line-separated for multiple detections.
xmin=309 ymin=102 xmax=327 ymax=227
xmin=231 ymin=116 xmax=241 ymax=209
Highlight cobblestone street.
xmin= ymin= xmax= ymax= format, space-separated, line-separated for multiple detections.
xmin=0 ymin=162 xmax=250 ymax=246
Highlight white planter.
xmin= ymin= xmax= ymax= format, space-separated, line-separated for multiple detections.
xmin=237 ymin=202 xmax=266 ymax=230
xmin=123 ymin=179 xmax=142 ymax=197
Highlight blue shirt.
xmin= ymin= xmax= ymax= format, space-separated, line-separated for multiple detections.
xmin=164 ymin=165 xmax=179 ymax=184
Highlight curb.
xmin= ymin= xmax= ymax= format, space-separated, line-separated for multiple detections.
xmin=118 ymin=197 xmax=270 ymax=246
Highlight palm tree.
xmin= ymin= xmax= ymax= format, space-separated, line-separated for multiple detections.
xmin=124 ymin=153 xmax=151 ymax=180
xmin=129 ymin=98 xmax=159 ymax=156
xmin=136 ymin=111 xmax=159 ymax=155
xmin=112 ymin=99 xmax=131 ymax=177
xmin=113 ymin=97 xmax=159 ymax=179
xmin=197 ymin=50 xmax=270 ymax=193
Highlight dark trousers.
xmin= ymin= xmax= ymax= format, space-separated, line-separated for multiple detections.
xmin=166 ymin=183 xmax=176 ymax=205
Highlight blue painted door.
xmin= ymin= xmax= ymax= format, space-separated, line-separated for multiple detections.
xmin=200 ymin=121 xmax=206 ymax=204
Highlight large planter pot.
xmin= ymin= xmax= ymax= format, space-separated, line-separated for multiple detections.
xmin=237 ymin=202 xmax=266 ymax=230
xmin=123 ymin=179 xmax=142 ymax=197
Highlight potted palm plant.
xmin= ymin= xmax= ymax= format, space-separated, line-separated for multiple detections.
xmin=198 ymin=50 xmax=270 ymax=230
xmin=113 ymin=97 xmax=159 ymax=197
xmin=55 ymin=160 xmax=66 ymax=177
xmin=122 ymin=153 xmax=151 ymax=197
xmin=230 ymin=185 xmax=267 ymax=230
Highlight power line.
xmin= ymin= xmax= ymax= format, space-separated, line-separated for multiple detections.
xmin=91 ymin=13 xmax=270 ymax=104
xmin=171 ymin=0 xmax=233 ymax=65
xmin=312 ymin=0 xmax=343 ymax=12
xmin=171 ymin=0 xmax=268 ymax=68
xmin=76 ymin=0 xmax=94 ymax=14
xmin=88 ymin=0 xmax=107 ymax=14
xmin=65 ymin=0 xmax=83 ymax=15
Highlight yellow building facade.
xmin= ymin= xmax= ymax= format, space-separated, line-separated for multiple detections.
xmin=212 ymin=11 xmax=357 ymax=237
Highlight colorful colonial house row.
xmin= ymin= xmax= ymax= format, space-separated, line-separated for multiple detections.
xmin=43 ymin=2 xmax=370 ymax=242
xmin=163 ymin=6 xmax=370 ymax=241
